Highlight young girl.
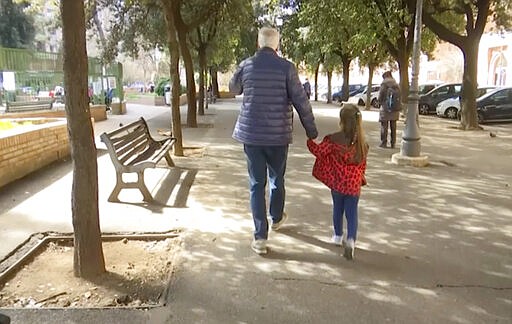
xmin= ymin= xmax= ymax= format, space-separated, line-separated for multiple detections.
xmin=307 ymin=103 xmax=368 ymax=260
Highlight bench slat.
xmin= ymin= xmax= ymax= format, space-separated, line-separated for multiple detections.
xmin=128 ymin=139 xmax=172 ymax=166
xmin=112 ymin=130 xmax=141 ymax=143
xmin=107 ymin=120 xmax=151 ymax=165
xmin=151 ymin=139 xmax=175 ymax=163
xmin=107 ymin=119 xmax=145 ymax=137
xmin=115 ymin=132 xmax=148 ymax=158
xmin=119 ymin=139 xmax=154 ymax=165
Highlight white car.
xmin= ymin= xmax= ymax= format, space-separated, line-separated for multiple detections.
xmin=348 ymin=85 xmax=381 ymax=108
xmin=436 ymin=86 xmax=496 ymax=119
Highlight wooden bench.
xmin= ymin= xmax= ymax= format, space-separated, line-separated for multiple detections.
xmin=100 ymin=117 xmax=176 ymax=202
xmin=5 ymin=100 xmax=54 ymax=112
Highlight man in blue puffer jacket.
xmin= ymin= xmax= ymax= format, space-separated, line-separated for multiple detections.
xmin=230 ymin=26 xmax=318 ymax=255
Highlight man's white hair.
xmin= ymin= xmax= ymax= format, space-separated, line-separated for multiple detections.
xmin=258 ymin=27 xmax=279 ymax=50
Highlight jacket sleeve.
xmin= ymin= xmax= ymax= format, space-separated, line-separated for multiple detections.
xmin=307 ymin=139 xmax=318 ymax=155
xmin=229 ymin=60 xmax=245 ymax=95
xmin=378 ymin=83 xmax=388 ymax=104
xmin=287 ymin=64 xmax=318 ymax=139
xmin=307 ymin=137 xmax=332 ymax=157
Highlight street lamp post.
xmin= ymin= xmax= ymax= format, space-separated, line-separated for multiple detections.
xmin=392 ymin=0 xmax=429 ymax=166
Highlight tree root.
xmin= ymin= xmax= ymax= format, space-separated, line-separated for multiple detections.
xmin=36 ymin=292 xmax=67 ymax=304
xmin=456 ymin=124 xmax=483 ymax=131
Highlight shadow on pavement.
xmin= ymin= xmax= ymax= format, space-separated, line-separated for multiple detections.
xmin=108 ymin=167 xmax=198 ymax=213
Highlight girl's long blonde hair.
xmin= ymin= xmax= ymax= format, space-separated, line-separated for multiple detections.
xmin=339 ymin=103 xmax=367 ymax=163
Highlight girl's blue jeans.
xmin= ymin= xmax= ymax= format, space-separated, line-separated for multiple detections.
xmin=244 ymin=144 xmax=288 ymax=240
xmin=331 ymin=190 xmax=359 ymax=241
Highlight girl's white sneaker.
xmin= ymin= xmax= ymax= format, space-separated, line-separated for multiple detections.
xmin=332 ymin=235 xmax=343 ymax=246
xmin=343 ymin=239 xmax=355 ymax=260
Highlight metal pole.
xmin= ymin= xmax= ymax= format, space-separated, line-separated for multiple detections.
xmin=401 ymin=0 xmax=423 ymax=157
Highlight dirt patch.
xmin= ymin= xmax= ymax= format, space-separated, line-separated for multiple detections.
xmin=0 ymin=236 xmax=182 ymax=308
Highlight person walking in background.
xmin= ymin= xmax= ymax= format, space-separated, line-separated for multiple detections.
xmin=307 ymin=103 xmax=368 ymax=260
xmin=303 ymin=78 xmax=312 ymax=99
xmin=88 ymin=85 xmax=93 ymax=104
xmin=378 ymin=71 xmax=401 ymax=148
xmin=105 ymin=87 xmax=114 ymax=111
xmin=229 ymin=26 xmax=318 ymax=255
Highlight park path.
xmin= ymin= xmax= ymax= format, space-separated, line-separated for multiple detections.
xmin=1 ymin=99 xmax=511 ymax=323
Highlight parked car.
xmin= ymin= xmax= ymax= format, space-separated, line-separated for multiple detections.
xmin=314 ymin=85 xmax=328 ymax=99
xmin=418 ymin=83 xmax=462 ymax=115
xmin=349 ymin=84 xmax=381 ymax=107
xmin=436 ymin=86 xmax=496 ymax=119
xmin=332 ymin=84 xmax=364 ymax=102
xmin=321 ymin=86 xmax=341 ymax=101
xmin=350 ymin=84 xmax=367 ymax=96
xmin=474 ymin=87 xmax=512 ymax=123
xmin=20 ymin=86 xmax=35 ymax=95
xmin=418 ymin=82 xmax=445 ymax=95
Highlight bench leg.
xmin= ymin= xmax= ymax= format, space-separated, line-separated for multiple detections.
xmin=108 ymin=171 xmax=153 ymax=202
xmin=164 ymin=152 xmax=175 ymax=167
xmin=136 ymin=171 xmax=153 ymax=202
xmin=108 ymin=172 xmax=124 ymax=202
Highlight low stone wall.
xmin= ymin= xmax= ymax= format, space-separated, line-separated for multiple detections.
xmin=111 ymin=101 xmax=127 ymax=115
xmin=0 ymin=118 xmax=70 ymax=188
xmin=0 ymin=110 xmax=65 ymax=119
xmin=90 ymin=105 xmax=107 ymax=121
xmin=154 ymin=96 xmax=165 ymax=106
xmin=0 ymin=104 xmax=108 ymax=122
xmin=155 ymin=94 xmax=188 ymax=107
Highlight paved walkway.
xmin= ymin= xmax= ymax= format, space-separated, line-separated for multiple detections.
xmin=1 ymin=99 xmax=511 ymax=323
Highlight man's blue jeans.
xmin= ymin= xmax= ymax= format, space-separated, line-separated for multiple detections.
xmin=331 ymin=190 xmax=359 ymax=241
xmin=244 ymin=144 xmax=288 ymax=240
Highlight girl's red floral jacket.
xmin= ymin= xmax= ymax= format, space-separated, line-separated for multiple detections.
xmin=307 ymin=136 xmax=367 ymax=196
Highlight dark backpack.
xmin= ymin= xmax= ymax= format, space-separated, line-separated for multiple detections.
xmin=386 ymin=87 xmax=401 ymax=112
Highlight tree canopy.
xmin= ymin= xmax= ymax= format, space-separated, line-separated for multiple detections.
xmin=415 ymin=0 xmax=512 ymax=129
xmin=0 ymin=0 xmax=35 ymax=48
xmin=277 ymin=0 xmax=439 ymax=104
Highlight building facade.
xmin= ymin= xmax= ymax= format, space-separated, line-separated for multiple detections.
xmin=478 ymin=32 xmax=511 ymax=87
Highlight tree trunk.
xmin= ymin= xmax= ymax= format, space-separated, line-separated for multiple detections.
xmin=197 ymin=46 xmax=207 ymax=115
xmin=326 ymin=70 xmax=332 ymax=104
xmin=397 ymin=50 xmax=410 ymax=114
xmin=314 ymin=63 xmax=319 ymax=101
xmin=61 ymin=0 xmax=105 ymax=279
xmin=204 ymin=65 xmax=209 ymax=109
xmin=419 ymin=0 xmax=489 ymax=130
xmin=341 ymin=57 xmax=351 ymax=101
xmin=173 ymin=9 xmax=197 ymax=128
xmin=459 ymin=40 xmax=480 ymax=130
xmin=180 ymin=39 xmax=197 ymax=127
xmin=366 ymin=63 xmax=375 ymax=110
xmin=210 ymin=66 xmax=219 ymax=97
xmin=161 ymin=1 xmax=184 ymax=156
